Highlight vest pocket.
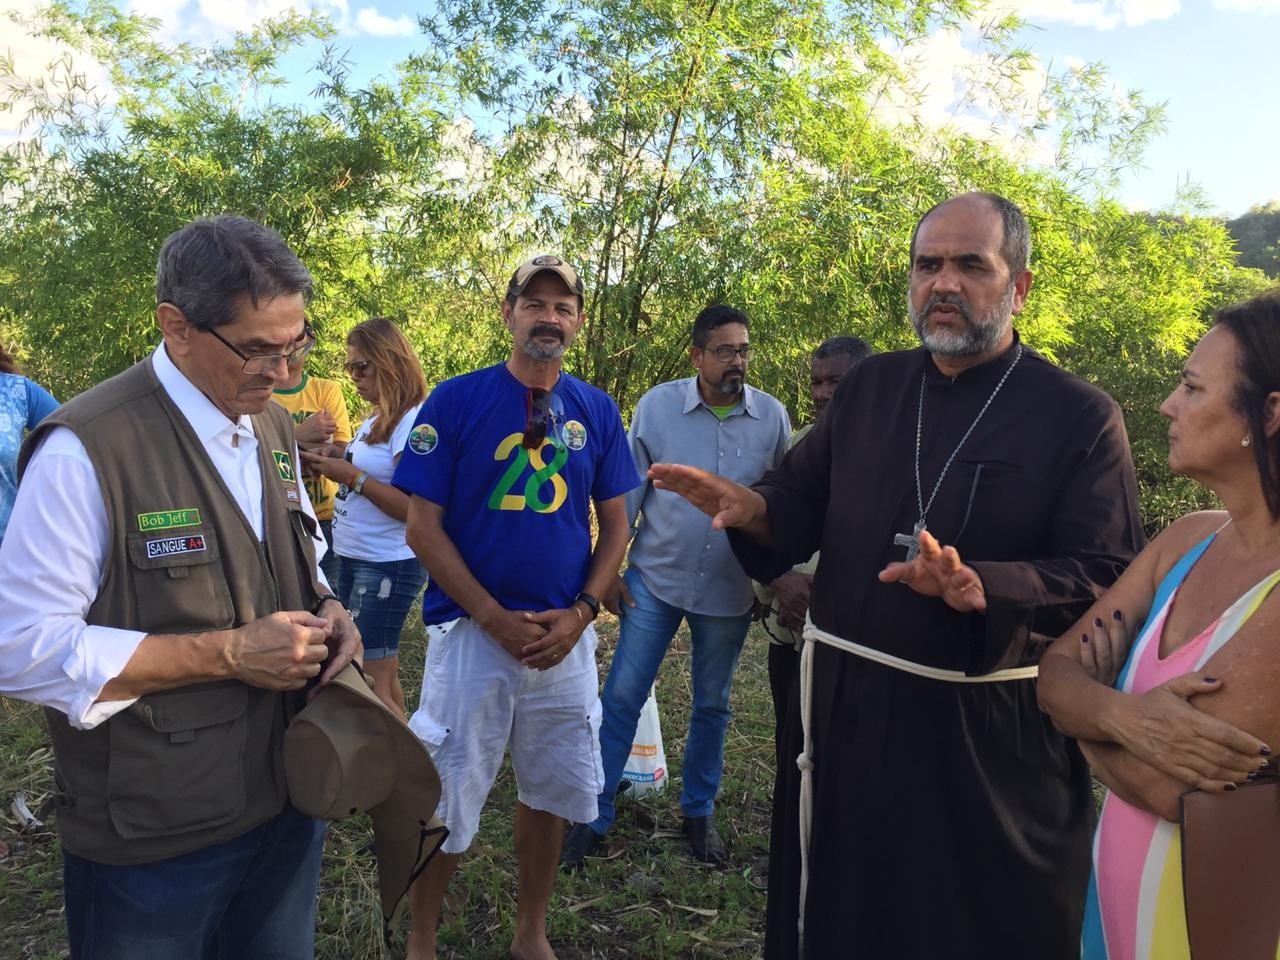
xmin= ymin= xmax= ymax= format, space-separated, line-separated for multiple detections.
xmin=126 ymin=528 xmax=235 ymax=632
xmin=105 ymin=683 xmax=249 ymax=840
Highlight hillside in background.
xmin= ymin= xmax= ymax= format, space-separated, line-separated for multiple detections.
xmin=1227 ymin=202 xmax=1280 ymax=277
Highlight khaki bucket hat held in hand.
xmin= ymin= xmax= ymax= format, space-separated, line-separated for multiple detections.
xmin=284 ymin=663 xmax=447 ymax=932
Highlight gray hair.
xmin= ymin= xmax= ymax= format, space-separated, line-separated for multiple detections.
xmin=909 ymin=192 xmax=1031 ymax=274
xmin=155 ymin=215 xmax=313 ymax=330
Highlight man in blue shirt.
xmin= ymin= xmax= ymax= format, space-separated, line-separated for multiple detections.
xmin=562 ymin=305 xmax=790 ymax=869
xmin=393 ymin=255 xmax=640 ymax=960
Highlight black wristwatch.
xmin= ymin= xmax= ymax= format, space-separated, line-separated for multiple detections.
xmin=574 ymin=591 xmax=601 ymax=621
xmin=311 ymin=594 xmax=343 ymax=616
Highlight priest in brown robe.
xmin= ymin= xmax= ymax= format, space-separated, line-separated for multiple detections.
xmin=650 ymin=192 xmax=1145 ymax=959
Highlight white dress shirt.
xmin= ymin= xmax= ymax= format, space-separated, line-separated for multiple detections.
xmin=0 ymin=344 xmax=328 ymax=730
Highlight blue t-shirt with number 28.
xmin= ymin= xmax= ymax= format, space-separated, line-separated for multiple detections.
xmin=392 ymin=362 xmax=641 ymax=626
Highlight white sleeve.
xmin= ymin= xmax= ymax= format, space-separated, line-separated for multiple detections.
xmin=389 ymin=403 xmax=422 ymax=457
xmin=0 ymin=428 xmax=146 ymax=729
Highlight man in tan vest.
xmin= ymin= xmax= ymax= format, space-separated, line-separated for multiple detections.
xmin=0 ymin=215 xmax=361 ymax=959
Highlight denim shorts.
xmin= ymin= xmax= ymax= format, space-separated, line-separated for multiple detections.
xmin=335 ymin=555 xmax=427 ymax=660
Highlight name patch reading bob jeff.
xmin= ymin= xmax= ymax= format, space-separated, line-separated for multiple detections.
xmin=137 ymin=508 xmax=202 ymax=532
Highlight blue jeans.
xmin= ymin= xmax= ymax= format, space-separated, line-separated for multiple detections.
xmin=336 ymin=555 xmax=427 ymax=660
xmin=591 ymin=567 xmax=752 ymax=833
xmin=63 ymin=803 xmax=324 ymax=960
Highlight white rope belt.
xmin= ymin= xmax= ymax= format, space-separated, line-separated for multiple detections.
xmin=794 ymin=615 xmax=1039 ymax=955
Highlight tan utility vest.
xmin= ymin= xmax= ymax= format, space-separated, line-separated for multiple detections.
xmin=20 ymin=356 xmax=321 ymax=864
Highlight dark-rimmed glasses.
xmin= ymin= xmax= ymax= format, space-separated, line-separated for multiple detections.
xmin=204 ymin=323 xmax=315 ymax=375
xmin=523 ymin=387 xmax=563 ymax=449
xmin=704 ymin=345 xmax=751 ymax=362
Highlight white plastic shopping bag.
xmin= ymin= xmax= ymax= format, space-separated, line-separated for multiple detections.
xmin=621 ymin=685 xmax=667 ymax=795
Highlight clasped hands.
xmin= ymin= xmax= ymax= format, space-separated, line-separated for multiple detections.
xmin=479 ymin=602 xmax=589 ymax=670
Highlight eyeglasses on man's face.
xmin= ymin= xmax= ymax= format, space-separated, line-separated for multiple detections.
xmin=703 ymin=345 xmax=751 ymax=362
xmin=204 ymin=322 xmax=316 ymax=375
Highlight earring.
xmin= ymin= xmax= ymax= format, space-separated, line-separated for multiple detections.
xmin=1243 ymin=436 xmax=1252 ymax=447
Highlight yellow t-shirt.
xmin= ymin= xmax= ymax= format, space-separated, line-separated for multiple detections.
xmin=272 ymin=373 xmax=353 ymax=522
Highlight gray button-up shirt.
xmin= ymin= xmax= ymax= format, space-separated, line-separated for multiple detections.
xmin=626 ymin=377 xmax=790 ymax=616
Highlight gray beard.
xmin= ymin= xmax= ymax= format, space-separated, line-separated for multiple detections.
xmin=522 ymin=338 xmax=566 ymax=361
xmin=712 ymin=377 xmax=744 ymax=398
xmin=909 ymin=284 xmax=1015 ymax=357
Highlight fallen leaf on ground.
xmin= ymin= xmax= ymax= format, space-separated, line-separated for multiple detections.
xmin=567 ymin=895 xmax=609 ymax=914
xmin=668 ymin=902 xmax=718 ymax=918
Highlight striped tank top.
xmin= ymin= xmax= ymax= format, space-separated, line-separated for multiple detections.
xmin=1082 ymin=532 xmax=1280 ymax=960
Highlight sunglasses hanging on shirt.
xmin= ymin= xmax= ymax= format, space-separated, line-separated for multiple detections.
xmin=523 ymin=387 xmax=566 ymax=450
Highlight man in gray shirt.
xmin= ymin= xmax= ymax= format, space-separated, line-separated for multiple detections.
xmin=562 ymin=304 xmax=790 ymax=868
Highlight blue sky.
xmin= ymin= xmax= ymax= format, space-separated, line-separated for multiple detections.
xmin=5 ymin=0 xmax=1276 ymax=218
xmin=1005 ymin=0 xmax=1277 ymax=217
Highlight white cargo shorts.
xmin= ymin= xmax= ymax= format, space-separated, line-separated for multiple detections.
xmin=408 ymin=617 xmax=604 ymax=854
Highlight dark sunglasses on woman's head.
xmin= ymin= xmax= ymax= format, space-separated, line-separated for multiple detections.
xmin=345 ymin=359 xmax=371 ymax=377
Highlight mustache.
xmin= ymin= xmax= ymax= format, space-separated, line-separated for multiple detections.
xmin=530 ymin=324 xmax=565 ymax=342
xmin=922 ymin=293 xmax=974 ymax=324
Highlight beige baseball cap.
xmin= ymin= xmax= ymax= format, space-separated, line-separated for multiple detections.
xmin=505 ymin=254 xmax=585 ymax=300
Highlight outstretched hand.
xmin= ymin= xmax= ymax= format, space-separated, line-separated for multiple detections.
xmin=647 ymin=463 xmax=767 ymax=534
xmin=878 ymin=528 xmax=986 ymax=613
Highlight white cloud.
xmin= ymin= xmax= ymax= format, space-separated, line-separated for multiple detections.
xmin=195 ymin=0 xmax=321 ymax=35
xmin=869 ymin=29 xmax=1055 ymax=166
xmin=354 ymin=6 xmax=415 ymax=36
xmin=1211 ymin=0 xmax=1280 ymax=11
xmin=1 ymin=0 xmax=113 ymax=145
xmin=999 ymin=0 xmax=1179 ymax=29
xmin=128 ymin=0 xmax=409 ymax=41
xmin=127 ymin=0 xmax=188 ymax=39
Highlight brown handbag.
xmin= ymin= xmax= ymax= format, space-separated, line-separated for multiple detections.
xmin=1180 ymin=778 xmax=1280 ymax=960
